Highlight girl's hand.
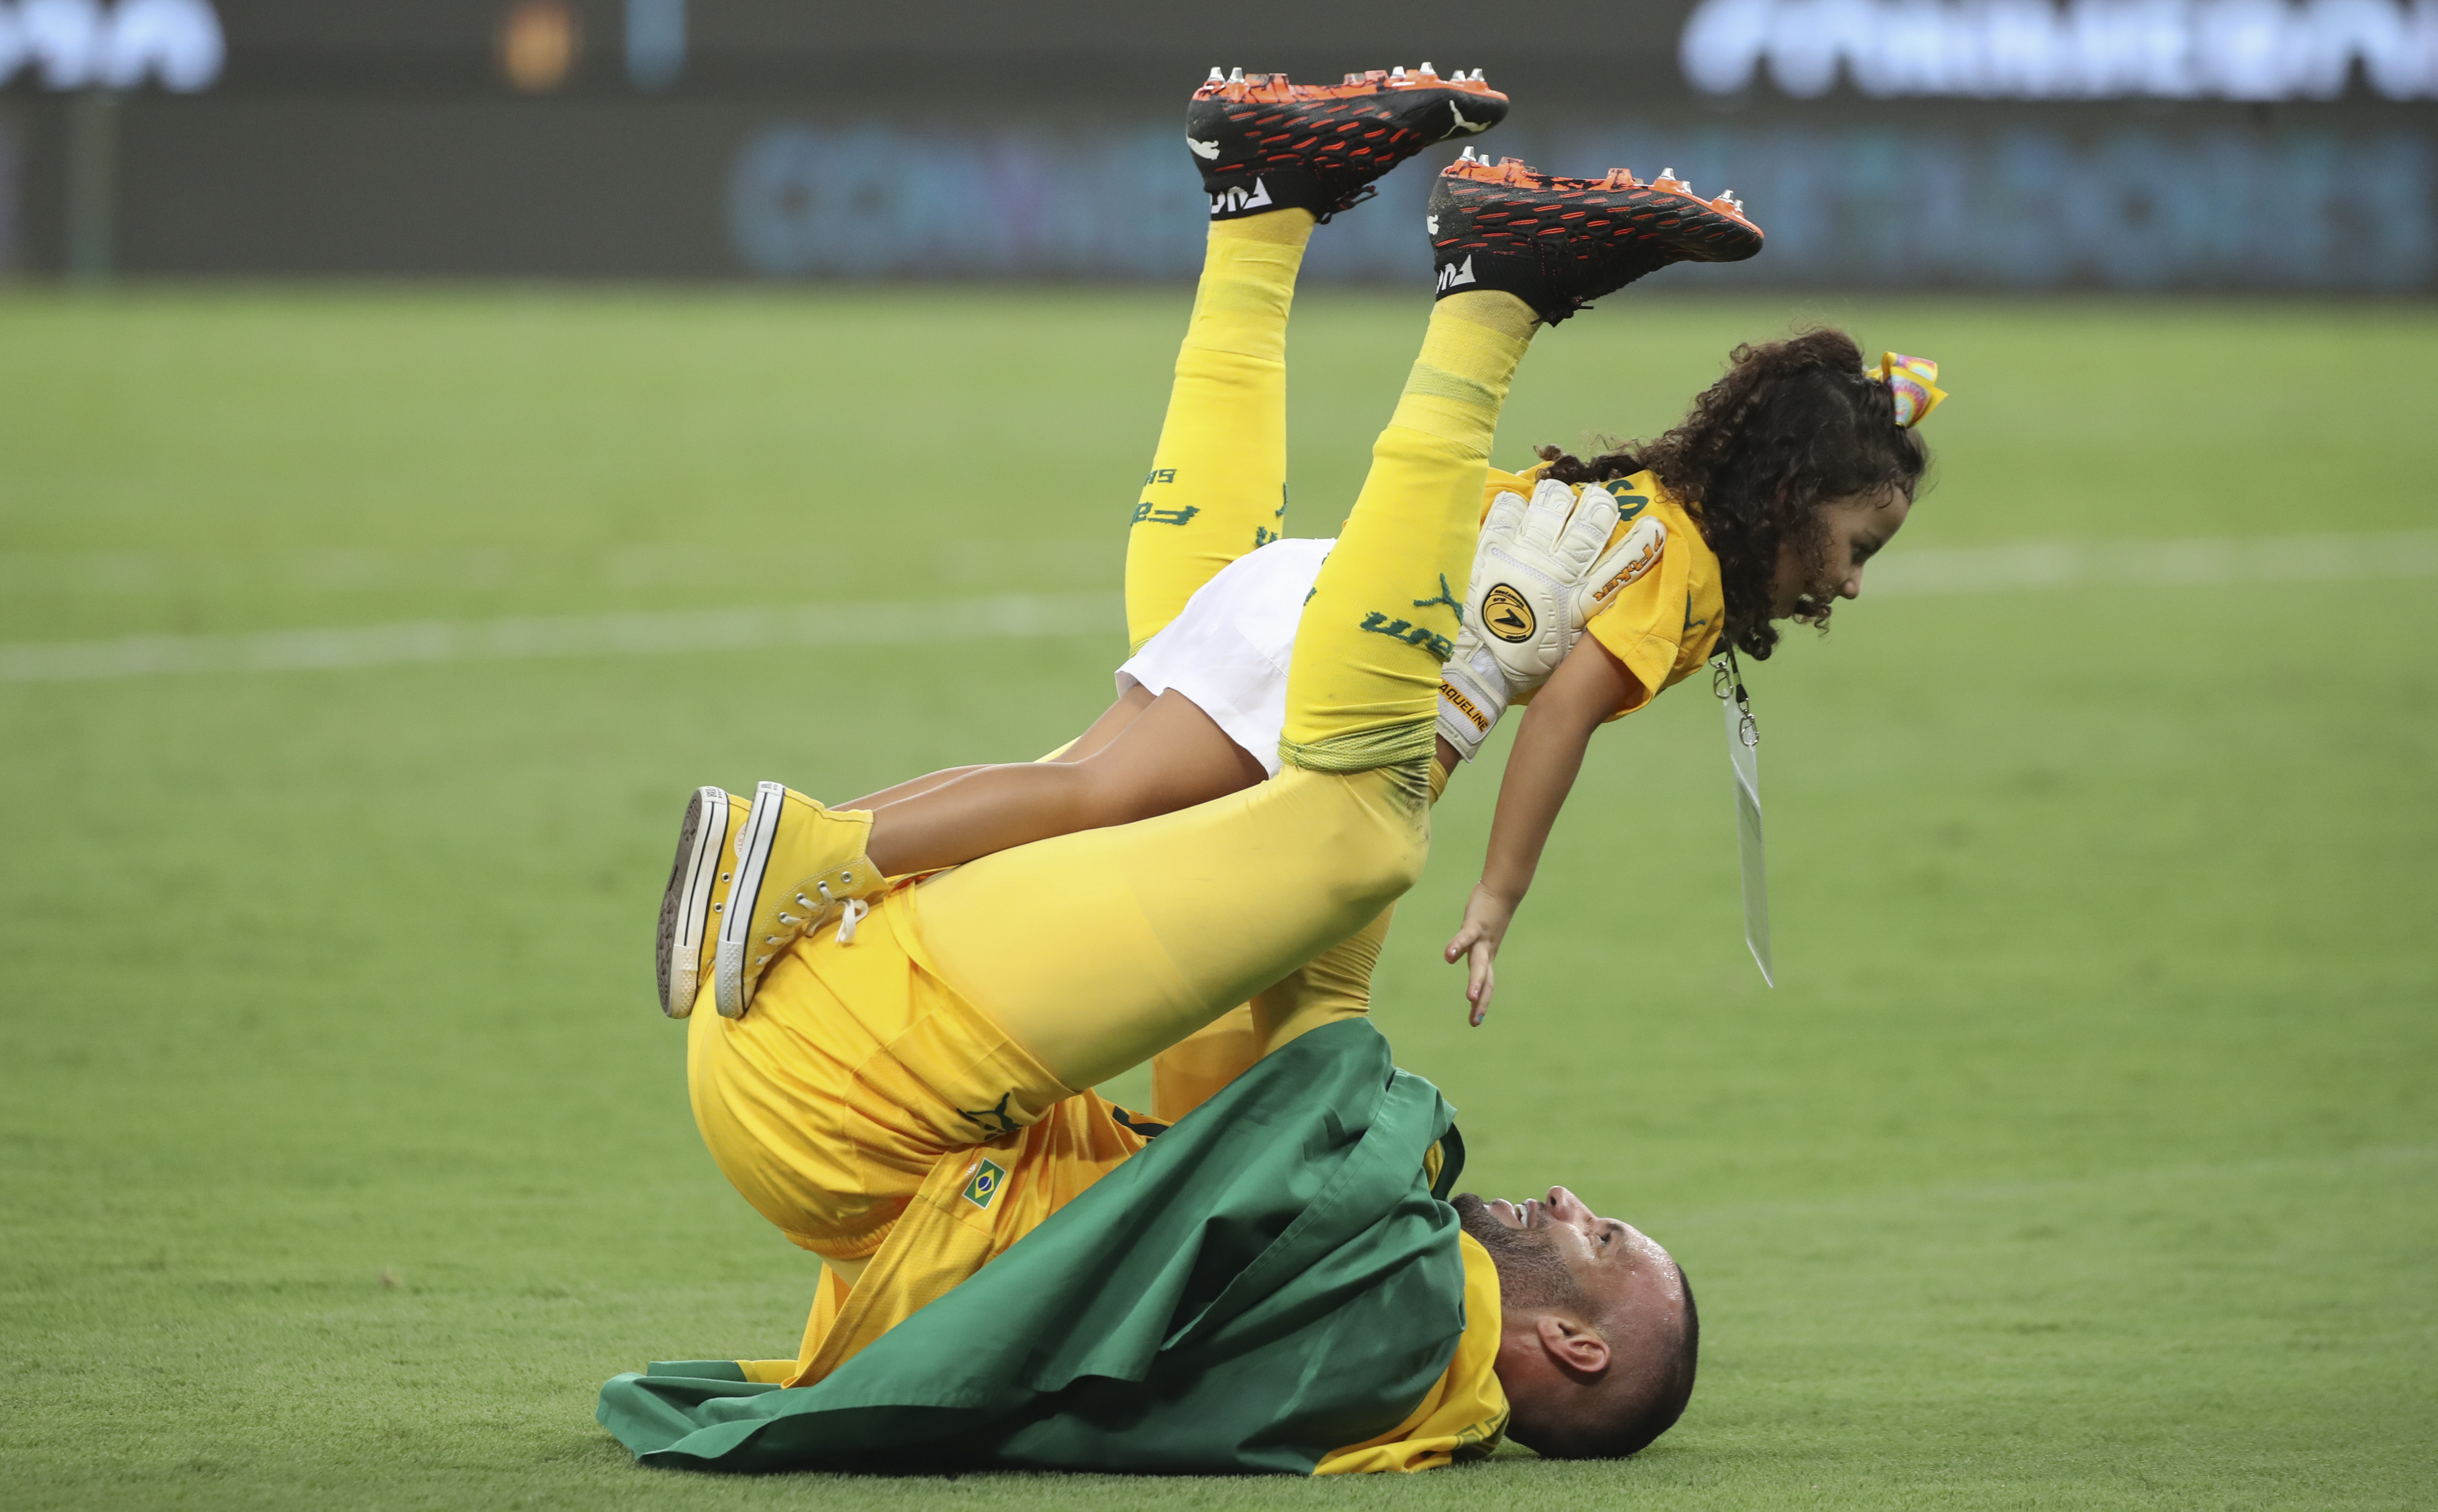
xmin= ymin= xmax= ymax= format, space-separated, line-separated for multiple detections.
xmin=1445 ymin=884 xmax=1519 ymax=1027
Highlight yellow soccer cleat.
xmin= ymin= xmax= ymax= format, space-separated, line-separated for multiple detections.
xmin=657 ymin=785 xmax=750 ymax=1019
xmin=713 ymin=781 xmax=883 ymax=1020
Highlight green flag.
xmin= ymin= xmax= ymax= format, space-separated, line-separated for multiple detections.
xmin=598 ymin=1019 xmax=1471 ymax=1474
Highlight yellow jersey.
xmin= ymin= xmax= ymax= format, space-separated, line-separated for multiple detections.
xmin=1482 ymin=463 xmax=1727 ymax=717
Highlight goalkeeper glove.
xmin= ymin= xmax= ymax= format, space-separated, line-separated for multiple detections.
xmin=1435 ymin=478 xmax=1668 ymax=762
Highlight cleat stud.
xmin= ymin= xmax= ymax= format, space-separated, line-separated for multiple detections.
xmin=1421 ymin=61 xmax=1435 ymax=76
xmin=1391 ymin=65 xmax=1407 ymax=81
xmin=1207 ymin=65 xmax=1223 ymax=84
xmin=1228 ymin=66 xmax=1244 ymax=84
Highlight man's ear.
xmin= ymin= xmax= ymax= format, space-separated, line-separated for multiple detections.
xmin=1534 ymin=1313 xmax=1612 ymax=1378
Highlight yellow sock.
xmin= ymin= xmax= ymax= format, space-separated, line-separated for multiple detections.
xmin=1125 ymin=209 xmax=1318 ymax=652
xmin=1393 ymin=290 xmax=1537 ymax=454
xmin=1278 ymin=295 xmax=1535 ymax=770
xmin=1434 ymin=288 xmax=1539 ymax=342
xmin=1189 ymin=209 xmax=1315 ymax=360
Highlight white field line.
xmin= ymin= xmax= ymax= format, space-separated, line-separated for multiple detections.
xmin=1657 ymin=1142 xmax=2438 ymax=1233
xmin=1 ymin=530 xmax=2431 ymax=685
xmin=0 ymin=591 xmax=1125 ymax=684
xmin=1867 ymin=529 xmax=2438 ymax=597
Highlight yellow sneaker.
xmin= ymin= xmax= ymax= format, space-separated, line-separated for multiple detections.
xmin=656 ymin=785 xmax=749 ymax=1019
xmin=713 ymin=781 xmax=882 ymax=1019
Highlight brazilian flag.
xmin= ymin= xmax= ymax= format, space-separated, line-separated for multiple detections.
xmin=598 ymin=1019 xmax=1471 ymax=1474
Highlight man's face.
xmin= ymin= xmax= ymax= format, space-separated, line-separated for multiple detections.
xmin=1456 ymin=1186 xmax=1682 ymax=1327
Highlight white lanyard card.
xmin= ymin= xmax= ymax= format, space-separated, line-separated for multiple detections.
xmin=1714 ymin=656 xmax=1774 ymax=987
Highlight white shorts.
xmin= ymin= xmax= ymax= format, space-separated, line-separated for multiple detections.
xmin=1116 ymin=536 xmax=1333 ymax=779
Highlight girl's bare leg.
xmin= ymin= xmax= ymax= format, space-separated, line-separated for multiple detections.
xmin=1053 ymin=684 xmax=1161 ymax=764
xmin=840 ymin=684 xmax=1157 ymax=814
xmin=839 ymin=766 xmax=990 ymax=813
xmin=861 ymin=691 xmax=1262 ymax=878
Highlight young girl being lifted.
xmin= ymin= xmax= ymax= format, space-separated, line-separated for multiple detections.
xmin=656 ymin=64 xmax=1942 ymax=1031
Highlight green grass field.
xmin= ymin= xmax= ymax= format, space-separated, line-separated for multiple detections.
xmin=1 ymin=288 xmax=2432 ymax=1510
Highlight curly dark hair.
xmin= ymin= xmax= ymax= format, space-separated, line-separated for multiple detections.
xmin=1536 ymin=327 xmax=1929 ymax=660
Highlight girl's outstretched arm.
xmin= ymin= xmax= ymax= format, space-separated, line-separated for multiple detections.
xmin=1446 ymin=634 xmax=1637 ymax=1023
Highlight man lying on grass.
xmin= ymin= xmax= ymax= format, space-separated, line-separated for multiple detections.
xmin=601 ymin=1026 xmax=1698 ymax=1473
xmin=601 ymin=63 xmax=1737 ymax=1474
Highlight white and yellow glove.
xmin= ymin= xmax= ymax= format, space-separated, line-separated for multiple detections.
xmin=1435 ymin=478 xmax=1668 ymax=762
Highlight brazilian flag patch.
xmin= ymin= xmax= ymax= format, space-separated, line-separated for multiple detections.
xmin=961 ymin=1158 xmax=1008 ymax=1211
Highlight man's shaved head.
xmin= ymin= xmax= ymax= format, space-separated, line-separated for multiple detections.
xmin=1455 ymin=1189 xmax=1699 ymax=1458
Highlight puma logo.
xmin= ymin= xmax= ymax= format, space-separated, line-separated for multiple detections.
xmin=1446 ymin=101 xmax=1491 ymax=136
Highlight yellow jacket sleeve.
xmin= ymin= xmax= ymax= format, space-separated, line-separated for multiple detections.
xmin=1313 ymin=1231 xmax=1511 ymax=1474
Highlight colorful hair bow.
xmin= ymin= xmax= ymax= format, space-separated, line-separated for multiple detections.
xmin=1876 ymin=352 xmax=1947 ymax=428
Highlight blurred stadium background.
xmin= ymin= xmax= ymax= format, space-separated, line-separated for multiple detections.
xmin=3 ymin=5 xmax=2435 ymax=1510
xmin=1 ymin=0 xmax=2433 ymax=286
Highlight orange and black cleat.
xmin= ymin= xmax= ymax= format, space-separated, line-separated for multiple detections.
xmin=1427 ymin=151 xmax=1765 ymax=323
xmin=1190 ymin=63 xmax=1509 ymax=222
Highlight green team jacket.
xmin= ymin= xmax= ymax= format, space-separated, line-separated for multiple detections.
xmin=597 ymin=1017 xmax=1473 ymax=1474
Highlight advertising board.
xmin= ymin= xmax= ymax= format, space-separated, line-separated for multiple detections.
xmin=0 ymin=0 xmax=2428 ymax=286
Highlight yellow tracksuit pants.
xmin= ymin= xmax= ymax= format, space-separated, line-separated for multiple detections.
xmin=690 ymin=211 xmax=1534 ymax=1256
